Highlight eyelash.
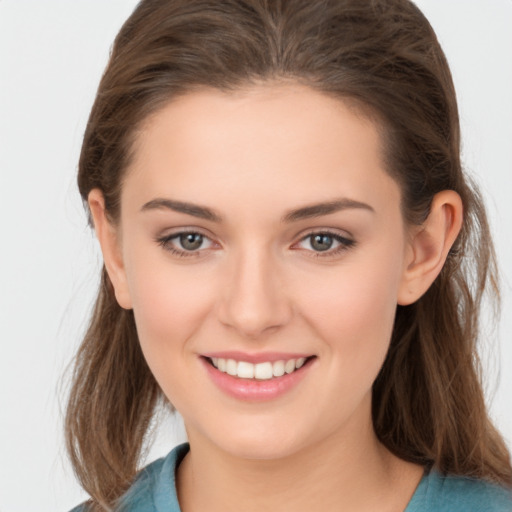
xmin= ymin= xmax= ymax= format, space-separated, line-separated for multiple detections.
xmin=296 ymin=230 xmax=356 ymax=258
xmin=156 ymin=230 xmax=213 ymax=259
xmin=155 ymin=230 xmax=356 ymax=259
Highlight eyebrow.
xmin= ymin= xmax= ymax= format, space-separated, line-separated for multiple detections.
xmin=140 ymin=197 xmax=374 ymax=223
xmin=141 ymin=198 xmax=222 ymax=222
xmin=282 ymin=198 xmax=374 ymax=222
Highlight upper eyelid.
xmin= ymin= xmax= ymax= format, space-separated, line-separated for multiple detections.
xmin=293 ymin=231 xmax=354 ymax=250
xmin=157 ymin=227 xmax=216 ymax=241
xmin=158 ymin=230 xmax=215 ymax=246
xmin=296 ymin=227 xmax=354 ymax=242
xmin=156 ymin=231 xmax=215 ymax=258
xmin=157 ymin=228 xmax=354 ymax=251
xmin=157 ymin=227 xmax=353 ymax=240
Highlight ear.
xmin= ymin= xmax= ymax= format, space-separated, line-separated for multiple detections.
xmin=88 ymin=189 xmax=133 ymax=309
xmin=398 ymin=190 xmax=463 ymax=306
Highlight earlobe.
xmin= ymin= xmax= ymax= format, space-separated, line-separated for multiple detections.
xmin=88 ymin=189 xmax=133 ymax=310
xmin=397 ymin=190 xmax=463 ymax=306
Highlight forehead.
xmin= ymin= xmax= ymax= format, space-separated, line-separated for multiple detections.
xmin=123 ymin=83 xmax=400 ymax=221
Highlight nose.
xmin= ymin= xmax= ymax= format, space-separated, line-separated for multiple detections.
xmin=216 ymin=247 xmax=293 ymax=339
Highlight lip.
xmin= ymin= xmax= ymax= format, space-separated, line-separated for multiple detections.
xmin=200 ymin=354 xmax=315 ymax=402
xmin=201 ymin=351 xmax=312 ymax=364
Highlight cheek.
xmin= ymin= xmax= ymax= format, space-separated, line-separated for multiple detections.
xmin=126 ymin=257 xmax=219 ymax=410
xmin=297 ymin=243 xmax=404 ymax=374
xmin=125 ymin=247 xmax=215 ymax=360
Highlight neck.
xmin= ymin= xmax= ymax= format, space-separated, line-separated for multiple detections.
xmin=176 ymin=411 xmax=423 ymax=512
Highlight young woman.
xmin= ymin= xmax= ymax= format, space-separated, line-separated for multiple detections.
xmin=67 ymin=0 xmax=512 ymax=510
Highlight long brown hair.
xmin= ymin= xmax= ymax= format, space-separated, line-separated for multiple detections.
xmin=65 ymin=0 xmax=512 ymax=509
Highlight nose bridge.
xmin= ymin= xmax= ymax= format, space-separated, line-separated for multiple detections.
xmin=217 ymin=242 xmax=291 ymax=338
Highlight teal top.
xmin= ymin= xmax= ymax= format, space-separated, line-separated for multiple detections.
xmin=71 ymin=443 xmax=512 ymax=511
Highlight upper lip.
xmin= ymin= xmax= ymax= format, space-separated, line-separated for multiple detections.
xmin=201 ymin=351 xmax=314 ymax=364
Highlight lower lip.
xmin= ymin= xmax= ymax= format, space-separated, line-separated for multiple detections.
xmin=201 ymin=357 xmax=314 ymax=402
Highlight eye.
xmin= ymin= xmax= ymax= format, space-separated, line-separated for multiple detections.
xmin=295 ymin=231 xmax=355 ymax=257
xmin=308 ymin=233 xmax=336 ymax=252
xmin=178 ymin=232 xmax=206 ymax=251
xmin=156 ymin=231 xmax=215 ymax=257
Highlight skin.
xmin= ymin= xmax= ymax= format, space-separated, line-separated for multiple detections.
xmin=89 ymin=83 xmax=463 ymax=511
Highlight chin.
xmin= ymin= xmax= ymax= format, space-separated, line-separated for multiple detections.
xmin=203 ymin=422 xmax=315 ymax=462
xmin=221 ymin=438 xmax=302 ymax=461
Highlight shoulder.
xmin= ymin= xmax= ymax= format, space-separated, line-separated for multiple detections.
xmin=69 ymin=443 xmax=189 ymax=512
xmin=407 ymin=468 xmax=512 ymax=512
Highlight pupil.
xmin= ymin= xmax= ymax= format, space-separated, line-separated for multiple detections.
xmin=311 ymin=234 xmax=333 ymax=251
xmin=180 ymin=233 xmax=203 ymax=250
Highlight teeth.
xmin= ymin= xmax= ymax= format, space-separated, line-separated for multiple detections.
xmin=284 ymin=359 xmax=296 ymax=374
xmin=254 ymin=362 xmax=273 ymax=380
xmin=226 ymin=359 xmax=238 ymax=376
xmin=273 ymin=360 xmax=285 ymax=377
xmin=210 ymin=357 xmax=308 ymax=379
xmin=237 ymin=361 xmax=254 ymax=379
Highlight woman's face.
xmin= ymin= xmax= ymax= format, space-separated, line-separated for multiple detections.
xmin=112 ymin=84 xmax=413 ymax=459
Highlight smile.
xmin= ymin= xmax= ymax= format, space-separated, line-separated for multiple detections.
xmin=210 ymin=357 xmax=307 ymax=380
xmin=202 ymin=354 xmax=315 ymax=401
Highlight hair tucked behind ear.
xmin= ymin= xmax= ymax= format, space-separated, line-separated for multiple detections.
xmin=373 ymin=183 xmax=509 ymax=481
xmin=66 ymin=0 xmax=511 ymax=509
